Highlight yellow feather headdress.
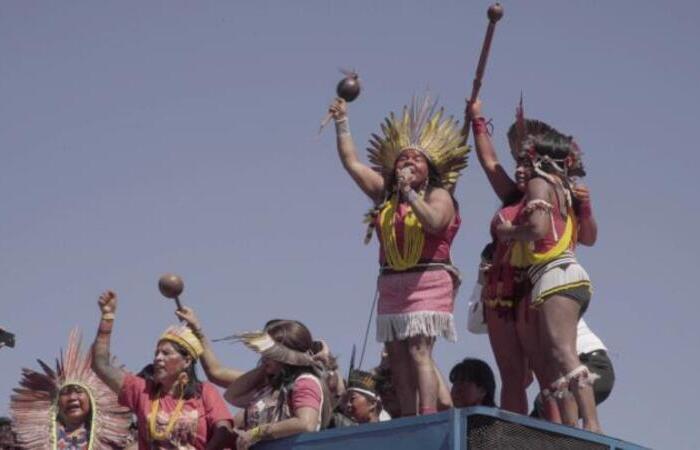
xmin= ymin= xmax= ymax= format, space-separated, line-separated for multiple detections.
xmin=10 ymin=328 xmax=131 ymax=450
xmin=367 ymin=95 xmax=470 ymax=191
xmin=159 ymin=324 xmax=204 ymax=360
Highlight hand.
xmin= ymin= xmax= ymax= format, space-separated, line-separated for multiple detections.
xmin=495 ymin=220 xmax=514 ymax=240
xmin=571 ymin=183 xmax=591 ymax=204
xmin=312 ymin=339 xmax=331 ymax=366
xmin=467 ymin=98 xmax=483 ymax=119
xmin=328 ymin=97 xmax=347 ymax=121
xmin=396 ymin=167 xmax=416 ymax=194
xmin=175 ymin=306 xmax=202 ymax=333
xmin=235 ymin=429 xmax=258 ymax=450
xmin=98 ymin=290 xmax=118 ymax=315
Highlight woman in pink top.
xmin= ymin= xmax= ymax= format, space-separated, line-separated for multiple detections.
xmin=328 ymin=95 xmax=468 ymax=416
xmin=221 ymin=320 xmax=331 ymax=450
xmin=90 ymin=291 xmax=234 ymax=449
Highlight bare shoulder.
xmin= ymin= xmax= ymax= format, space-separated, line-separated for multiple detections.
xmin=526 ymin=177 xmax=552 ymax=199
xmin=424 ymin=187 xmax=453 ymax=202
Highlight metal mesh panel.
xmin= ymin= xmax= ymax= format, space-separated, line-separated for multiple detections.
xmin=467 ymin=414 xmax=609 ymax=450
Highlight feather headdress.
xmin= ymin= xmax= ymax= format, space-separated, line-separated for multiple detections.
xmin=215 ymin=330 xmax=318 ymax=368
xmin=367 ymin=95 xmax=470 ymax=191
xmin=506 ymin=95 xmax=586 ymax=178
xmin=10 ymin=328 xmax=131 ymax=450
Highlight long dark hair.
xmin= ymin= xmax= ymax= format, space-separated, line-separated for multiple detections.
xmin=265 ymin=320 xmax=316 ymax=390
xmin=449 ymin=358 xmax=496 ymax=407
xmin=265 ymin=320 xmax=332 ymax=428
xmin=142 ymin=341 xmax=202 ymax=400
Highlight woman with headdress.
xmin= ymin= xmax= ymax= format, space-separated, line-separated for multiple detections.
xmin=466 ymin=98 xmax=544 ymax=415
xmin=220 ymin=320 xmax=332 ymax=450
xmin=468 ymin=99 xmax=600 ymax=431
xmin=90 ymin=290 xmax=234 ymax=449
xmin=328 ymin=95 xmax=468 ymax=417
xmin=10 ymin=328 xmax=131 ymax=450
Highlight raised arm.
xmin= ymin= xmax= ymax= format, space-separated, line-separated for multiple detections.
xmin=572 ymin=183 xmax=597 ymax=246
xmin=223 ymin=366 xmax=267 ymax=407
xmin=176 ymin=307 xmax=244 ymax=388
xmin=91 ymin=290 xmax=125 ymax=393
xmin=329 ymin=98 xmax=385 ymax=204
xmin=468 ymin=99 xmax=518 ymax=203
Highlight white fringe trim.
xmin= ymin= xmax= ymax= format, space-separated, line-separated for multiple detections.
xmin=376 ymin=311 xmax=457 ymax=343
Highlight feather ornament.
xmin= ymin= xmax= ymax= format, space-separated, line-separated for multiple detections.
xmin=367 ymin=94 xmax=470 ymax=193
xmin=10 ymin=328 xmax=131 ymax=450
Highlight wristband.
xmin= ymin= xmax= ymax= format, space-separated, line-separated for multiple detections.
xmin=101 ymin=313 xmax=115 ymax=321
xmin=191 ymin=327 xmax=204 ymax=339
xmin=472 ymin=116 xmax=489 ymax=136
xmin=98 ymin=321 xmax=114 ymax=335
xmin=335 ymin=117 xmax=350 ymax=137
xmin=250 ymin=426 xmax=264 ymax=442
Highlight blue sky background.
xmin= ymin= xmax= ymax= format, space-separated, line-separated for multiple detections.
xmin=1 ymin=1 xmax=699 ymax=448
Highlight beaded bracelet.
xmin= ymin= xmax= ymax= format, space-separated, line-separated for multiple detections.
xmin=472 ymin=116 xmax=489 ymax=136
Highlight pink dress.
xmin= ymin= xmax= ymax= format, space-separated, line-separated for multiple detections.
xmin=375 ymin=201 xmax=461 ymax=342
xmin=118 ymin=373 xmax=233 ymax=450
xmin=244 ymin=374 xmax=323 ymax=431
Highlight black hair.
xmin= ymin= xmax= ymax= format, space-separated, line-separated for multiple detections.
xmin=480 ymin=242 xmax=495 ymax=262
xmin=449 ymin=358 xmax=496 ymax=407
xmin=386 ymin=152 xmax=444 ymax=193
xmin=530 ymin=132 xmax=574 ymax=164
xmin=145 ymin=341 xmax=202 ymax=399
xmin=264 ymin=320 xmax=333 ymax=428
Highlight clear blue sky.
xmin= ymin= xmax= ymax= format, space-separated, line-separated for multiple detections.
xmin=1 ymin=1 xmax=698 ymax=448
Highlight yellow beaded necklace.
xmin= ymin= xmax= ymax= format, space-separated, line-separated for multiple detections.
xmin=379 ymin=194 xmax=424 ymax=270
xmin=148 ymin=385 xmax=186 ymax=442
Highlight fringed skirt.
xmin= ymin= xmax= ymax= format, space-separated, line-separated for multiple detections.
xmin=376 ymin=269 xmax=457 ymax=343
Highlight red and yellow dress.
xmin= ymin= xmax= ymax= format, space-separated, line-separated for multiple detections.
xmin=483 ymin=199 xmax=531 ymax=317
xmin=375 ymin=195 xmax=461 ymax=342
xmin=510 ymin=188 xmax=592 ymax=310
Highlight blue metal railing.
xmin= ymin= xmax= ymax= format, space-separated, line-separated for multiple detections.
xmin=256 ymin=406 xmax=648 ymax=450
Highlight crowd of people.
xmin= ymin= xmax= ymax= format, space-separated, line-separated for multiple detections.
xmin=2 ymin=93 xmax=615 ymax=449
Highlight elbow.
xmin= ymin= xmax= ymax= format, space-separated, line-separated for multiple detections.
xmin=423 ymin=223 xmax=446 ymax=236
xmin=91 ymin=347 xmax=103 ymax=373
xmin=422 ymin=216 xmax=450 ymax=236
xmin=300 ymin=420 xmax=317 ymax=433
xmin=91 ymin=356 xmax=107 ymax=379
xmin=578 ymin=234 xmax=597 ymax=247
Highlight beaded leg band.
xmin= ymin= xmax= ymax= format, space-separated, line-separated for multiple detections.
xmin=566 ymin=365 xmax=599 ymax=390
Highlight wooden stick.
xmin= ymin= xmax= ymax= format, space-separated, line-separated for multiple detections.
xmin=461 ymin=3 xmax=504 ymax=145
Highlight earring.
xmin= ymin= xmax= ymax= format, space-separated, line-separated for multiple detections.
xmin=178 ymin=371 xmax=189 ymax=388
